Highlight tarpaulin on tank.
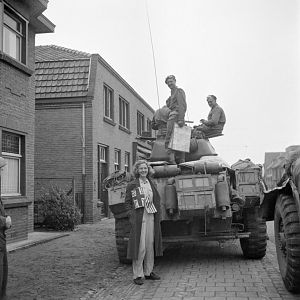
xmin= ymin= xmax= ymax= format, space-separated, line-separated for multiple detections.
xmin=179 ymin=159 xmax=224 ymax=174
xmin=199 ymin=155 xmax=231 ymax=168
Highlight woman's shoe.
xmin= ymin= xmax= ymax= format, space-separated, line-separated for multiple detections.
xmin=133 ymin=277 xmax=144 ymax=285
xmin=145 ymin=272 xmax=160 ymax=280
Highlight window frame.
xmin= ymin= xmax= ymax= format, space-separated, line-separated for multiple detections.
xmin=124 ymin=151 xmax=130 ymax=173
xmin=1 ymin=131 xmax=25 ymax=197
xmin=114 ymin=149 xmax=121 ymax=171
xmin=137 ymin=111 xmax=145 ymax=136
xmin=1 ymin=3 xmax=28 ymax=65
xmin=119 ymin=96 xmax=130 ymax=130
xmin=99 ymin=145 xmax=107 ymax=163
xmin=146 ymin=118 xmax=152 ymax=137
xmin=103 ymin=84 xmax=114 ymax=120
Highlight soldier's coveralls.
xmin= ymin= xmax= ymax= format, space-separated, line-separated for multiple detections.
xmin=165 ymin=87 xmax=187 ymax=162
xmin=197 ymin=104 xmax=226 ymax=137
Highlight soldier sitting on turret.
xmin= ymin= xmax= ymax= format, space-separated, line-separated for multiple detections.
xmin=193 ymin=95 xmax=226 ymax=139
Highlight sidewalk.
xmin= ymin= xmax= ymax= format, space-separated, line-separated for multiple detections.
xmin=7 ymin=218 xmax=111 ymax=253
xmin=7 ymin=230 xmax=70 ymax=253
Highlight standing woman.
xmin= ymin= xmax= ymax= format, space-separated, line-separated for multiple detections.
xmin=125 ymin=159 xmax=163 ymax=285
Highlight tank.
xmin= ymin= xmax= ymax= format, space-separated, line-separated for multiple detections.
xmin=106 ymin=132 xmax=267 ymax=265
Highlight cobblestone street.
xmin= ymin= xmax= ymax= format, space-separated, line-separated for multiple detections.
xmin=89 ymin=227 xmax=299 ymax=300
xmin=7 ymin=219 xmax=121 ymax=300
xmin=7 ymin=219 xmax=300 ymax=300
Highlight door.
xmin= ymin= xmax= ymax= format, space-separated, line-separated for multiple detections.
xmin=98 ymin=145 xmax=109 ymax=217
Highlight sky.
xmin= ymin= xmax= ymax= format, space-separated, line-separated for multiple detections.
xmin=37 ymin=0 xmax=300 ymax=165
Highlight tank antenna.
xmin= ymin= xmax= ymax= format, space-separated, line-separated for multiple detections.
xmin=145 ymin=0 xmax=160 ymax=108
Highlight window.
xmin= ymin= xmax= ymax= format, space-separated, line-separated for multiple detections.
xmin=124 ymin=152 xmax=130 ymax=173
xmin=146 ymin=118 xmax=152 ymax=132
xmin=97 ymin=144 xmax=108 ymax=200
xmin=1 ymin=131 xmax=24 ymax=196
xmin=2 ymin=5 xmax=27 ymax=64
xmin=104 ymin=84 xmax=114 ymax=120
xmin=99 ymin=146 xmax=107 ymax=163
xmin=119 ymin=96 xmax=129 ymax=129
xmin=137 ymin=111 xmax=145 ymax=136
xmin=146 ymin=118 xmax=152 ymax=137
xmin=114 ymin=149 xmax=121 ymax=171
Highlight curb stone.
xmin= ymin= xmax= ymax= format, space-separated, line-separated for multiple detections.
xmin=7 ymin=232 xmax=70 ymax=253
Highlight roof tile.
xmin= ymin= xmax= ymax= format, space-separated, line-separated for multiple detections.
xmin=35 ymin=45 xmax=91 ymax=99
xmin=36 ymin=45 xmax=91 ymax=61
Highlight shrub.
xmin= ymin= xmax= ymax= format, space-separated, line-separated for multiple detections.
xmin=38 ymin=185 xmax=82 ymax=231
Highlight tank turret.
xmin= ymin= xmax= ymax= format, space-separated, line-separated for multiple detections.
xmin=149 ymin=136 xmax=217 ymax=163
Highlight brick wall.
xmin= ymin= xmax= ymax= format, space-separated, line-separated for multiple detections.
xmin=35 ymin=104 xmax=83 ymax=190
xmin=5 ymin=206 xmax=29 ymax=243
xmin=0 ymin=18 xmax=36 ymax=237
xmin=83 ymin=103 xmax=95 ymax=223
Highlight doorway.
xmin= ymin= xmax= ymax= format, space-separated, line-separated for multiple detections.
xmin=98 ymin=145 xmax=108 ymax=217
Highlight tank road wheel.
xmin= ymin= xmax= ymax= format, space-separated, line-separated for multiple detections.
xmin=274 ymin=194 xmax=300 ymax=293
xmin=240 ymin=207 xmax=267 ymax=259
xmin=115 ymin=217 xmax=131 ymax=264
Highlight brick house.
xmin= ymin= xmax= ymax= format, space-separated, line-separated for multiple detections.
xmin=264 ymin=145 xmax=300 ymax=189
xmin=35 ymin=45 xmax=154 ymax=222
xmin=264 ymin=152 xmax=285 ymax=189
xmin=0 ymin=0 xmax=54 ymax=242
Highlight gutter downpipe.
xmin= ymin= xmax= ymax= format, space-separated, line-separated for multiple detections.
xmin=82 ymin=102 xmax=86 ymax=222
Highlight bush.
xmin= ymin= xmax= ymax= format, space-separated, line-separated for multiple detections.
xmin=38 ymin=186 xmax=82 ymax=231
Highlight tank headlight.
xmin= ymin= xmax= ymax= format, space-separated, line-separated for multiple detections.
xmin=231 ymin=203 xmax=240 ymax=212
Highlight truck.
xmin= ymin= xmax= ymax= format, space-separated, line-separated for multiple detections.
xmin=105 ymin=133 xmax=268 ymax=266
xmin=261 ymin=150 xmax=300 ymax=293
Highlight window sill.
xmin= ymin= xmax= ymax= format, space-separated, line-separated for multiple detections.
xmin=0 ymin=52 xmax=34 ymax=76
xmin=119 ymin=125 xmax=131 ymax=134
xmin=2 ymin=196 xmax=32 ymax=208
xmin=103 ymin=116 xmax=116 ymax=126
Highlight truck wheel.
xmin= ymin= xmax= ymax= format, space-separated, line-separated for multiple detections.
xmin=115 ymin=217 xmax=131 ymax=264
xmin=240 ymin=207 xmax=267 ymax=259
xmin=274 ymin=194 xmax=300 ymax=293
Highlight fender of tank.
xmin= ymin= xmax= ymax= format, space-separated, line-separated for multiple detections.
xmin=149 ymin=137 xmax=217 ymax=162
